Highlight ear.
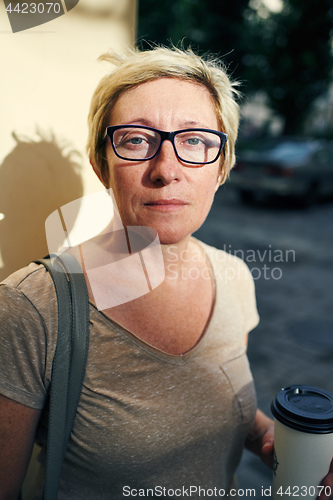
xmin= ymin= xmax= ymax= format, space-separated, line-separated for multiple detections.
xmin=90 ymin=156 xmax=109 ymax=187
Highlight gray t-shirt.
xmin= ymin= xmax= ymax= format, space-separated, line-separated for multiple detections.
xmin=0 ymin=241 xmax=259 ymax=499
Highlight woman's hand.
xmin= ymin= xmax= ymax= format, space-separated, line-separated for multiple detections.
xmin=245 ymin=413 xmax=333 ymax=500
xmin=245 ymin=409 xmax=275 ymax=469
xmin=318 ymin=459 xmax=333 ymax=500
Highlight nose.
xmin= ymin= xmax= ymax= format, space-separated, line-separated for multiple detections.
xmin=148 ymin=139 xmax=182 ymax=185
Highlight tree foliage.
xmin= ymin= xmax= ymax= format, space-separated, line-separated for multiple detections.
xmin=138 ymin=0 xmax=250 ymax=77
xmin=244 ymin=0 xmax=333 ymax=134
xmin=138 ymin=0 xmax=333 ymax=135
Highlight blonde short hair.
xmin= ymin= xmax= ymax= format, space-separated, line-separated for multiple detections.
xmin=87 ymin=45 xmax=240 ymax=185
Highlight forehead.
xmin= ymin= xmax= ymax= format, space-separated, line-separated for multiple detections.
xmin=109 ymin=78 xmax=219 ymax=129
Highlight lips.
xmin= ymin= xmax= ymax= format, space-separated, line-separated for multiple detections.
xmin=145 ymin=199 xmax=187 ymax=206
xmin=144 ymin=198 xmax=188 ymax=212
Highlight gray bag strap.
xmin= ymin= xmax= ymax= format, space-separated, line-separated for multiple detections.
xmin=35 ymin=253 xmax=90 ymax=500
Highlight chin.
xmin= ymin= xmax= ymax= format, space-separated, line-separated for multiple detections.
xmin=153 ymin=226 xmax=193 ymax=246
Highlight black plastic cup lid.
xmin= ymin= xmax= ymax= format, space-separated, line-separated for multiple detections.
xmin=271 ymin=385 xmax=333 ymax=434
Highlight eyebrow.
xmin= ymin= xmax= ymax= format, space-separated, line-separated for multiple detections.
xmin=122 ymin=118 xmax=212 ymax=130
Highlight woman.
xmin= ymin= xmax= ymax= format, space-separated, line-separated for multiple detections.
xmin=0 ymin=46 xmax=331 ymax=499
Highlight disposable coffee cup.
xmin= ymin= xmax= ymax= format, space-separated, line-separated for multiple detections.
xmin=271 ymin=385 xmax=333 ymax=500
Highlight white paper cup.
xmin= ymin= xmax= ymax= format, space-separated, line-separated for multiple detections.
xmin=271 ymin=385 xmax=333 ymax=500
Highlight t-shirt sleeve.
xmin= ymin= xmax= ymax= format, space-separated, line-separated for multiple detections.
xmin=208 ymin=244 xmax=260 ymax=336
xmin=0 ymin=283 xmax=48 ymax=409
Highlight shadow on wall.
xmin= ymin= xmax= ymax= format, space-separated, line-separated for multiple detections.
xmin=0 ymin=131 xmax=84 ymax=281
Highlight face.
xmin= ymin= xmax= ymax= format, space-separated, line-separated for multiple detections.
xmin=98 ymin=78 xmax=223 ymax=245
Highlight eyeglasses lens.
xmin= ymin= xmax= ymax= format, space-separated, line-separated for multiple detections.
xmin=175 ymin=131 xmax=221 ymax=163
xmin=113 ymin=127 xmax=159 ymax=160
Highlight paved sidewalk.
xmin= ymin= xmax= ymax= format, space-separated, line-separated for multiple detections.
xmin=195 ymin=186 xmax=333 ymax=498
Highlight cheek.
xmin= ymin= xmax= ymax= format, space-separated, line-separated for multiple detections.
xmin=109 ymin=174 xmax=130 ymax=204
xmin=194 ymin=170 xmax=219 ymax=214
xmin=106 ymin=165 xmax=141 ymax=217
xmin=205 ymin=164 xmax=222 ymax=191
xmin=105 ymin=156 xmax=124 ymax=191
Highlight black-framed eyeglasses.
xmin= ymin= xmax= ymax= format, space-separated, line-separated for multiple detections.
xmin=103 ymin=125 xmax=228 ymax=166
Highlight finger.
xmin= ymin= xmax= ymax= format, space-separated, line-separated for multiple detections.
xmin=318 ymin=459 xmax=333 ymax=500
xmin=261 ymin=427 xmax=274 ymax=453
xmin=329 ymin=458 xmax=333 ymax=474
xmin=262 ymin=440 xmax=274 ymax=453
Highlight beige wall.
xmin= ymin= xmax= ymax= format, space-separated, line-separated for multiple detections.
xmin=0 ymin=0 xmax=137 ymax=280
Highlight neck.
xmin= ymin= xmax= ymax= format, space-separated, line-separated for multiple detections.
xmin=97 ymin=218 xmax=205 ymax=284
xmin=161 ymin=236 xmax=206 ymax=283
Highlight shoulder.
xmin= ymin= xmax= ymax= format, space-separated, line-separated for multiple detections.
xmin=195 ymin=239 xmax=253 ymax=283
xmin=1 ymin=262 xmax=52 ymax=289
xmin=0 ymin=264 xmax=58 ymax=408
xmin=0 ymin=262 xmax=57 ymax=322
xmin=197 ymin=239 xmax=259 ymax=333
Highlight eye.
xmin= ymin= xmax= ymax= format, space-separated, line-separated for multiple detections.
xmin=120 ymin=133 xmax=149 ymax=148
xmin=186 ymin=137 xmax=201 ymax=146
xmin=177 ymin=133 xmax=212 ymax=149
xmin=129 ymin=137 xmax=144 ymax=145
xmin=115 ymin=129 xmax=159 ymax=151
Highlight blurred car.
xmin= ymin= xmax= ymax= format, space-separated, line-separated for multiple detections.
xmin=230 ymin=138 xmax=333 ymax=205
